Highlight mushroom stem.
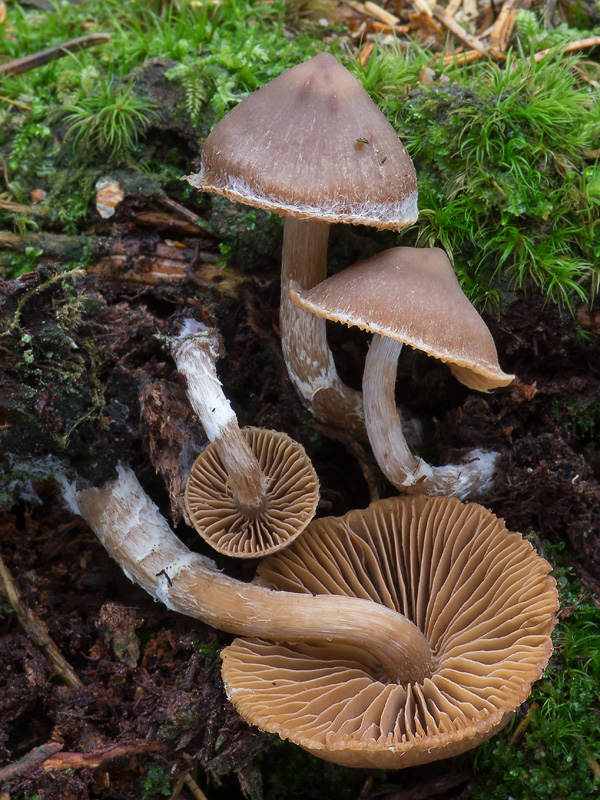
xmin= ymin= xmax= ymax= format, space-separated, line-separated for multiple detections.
xmin=280 ymin=218 xmax=365 ymax=436
xmin=364 ymin=334 xmax=500 ymax=497
xmin=69 ymin=465 xmax=434 ymax=685
xmin=172 ymin=320 xmax=268 ymax=516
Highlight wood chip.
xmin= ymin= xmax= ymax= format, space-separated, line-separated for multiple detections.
xmin=363 ymin=0 xmax=400 ymax=25
xmin=445 ymin=0 xmax=462 ymax=16
xmin=463 ymin=0 xmax=478 ymax=20
xmin=489 ymin=0 xmax=519 ymax=55
xmin=412 ymin=0 xmax=433 ymax=17
xmin=433 ymin=5 xmax=489 ymax=55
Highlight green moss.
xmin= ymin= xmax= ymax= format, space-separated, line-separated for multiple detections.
xmin=139 ymin=765 xmax=171 ymax=799
xmin=374 ymin=50 xmax=600 ymax=310
xmin=471 ymin=543 xmax=600 ymax=800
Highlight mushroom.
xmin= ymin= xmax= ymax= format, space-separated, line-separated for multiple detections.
xmin=172 ymin=319 xmax=319 ymax=556
xmin=185 ymin=52 xmax=418 ymax=436
xmin=289 ymin=247 xmax=515 ymax=497
xmin=221 ymin=493 xmax=558 ymax=768
xmin=60 ymin=464 xmax=435 ymax=683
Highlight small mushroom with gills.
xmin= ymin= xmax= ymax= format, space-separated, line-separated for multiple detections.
xmin=221 ymin=494 xmax=558 ymax=768
xmin=289 ymin=247 xmax=515 ymax=498
xmin=185 ymin=52 xmax=418 ymax=436
xmin=172 ymin=319 xmax=319 ymax=557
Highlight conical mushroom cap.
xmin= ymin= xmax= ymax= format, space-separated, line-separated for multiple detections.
xmin=221 ymin=495 xmax=558 ymax=768
xmin=185 ymin=53 xmax=417 ymax=230
xmin=185 ymin=427 xmax=319 ymax=557
xmin=290 ymin=247 xmax=514 ymax=391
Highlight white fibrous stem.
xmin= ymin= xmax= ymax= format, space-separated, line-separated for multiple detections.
xmin=364 ymin=335 xmax=500 ymax=499
xmin=171 ymin=320 xmax=268 ymax=516
xmin=280 ymin=218 xmax=365 ymax=436
xmin=68 ymin=465 xmax=434 ymax=684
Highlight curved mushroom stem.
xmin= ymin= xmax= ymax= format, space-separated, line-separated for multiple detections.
xmin=65 ymin=465 xmax=433 ymax=685
xmin=364 ymin=335 xmax=500 ymax=498
xmin=172 ymin=320 xmax=268 ymax=517
xmin=280 ymin=218 xmax=365 ymax=437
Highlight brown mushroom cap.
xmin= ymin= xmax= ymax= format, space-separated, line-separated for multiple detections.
xmin=290 ymin=246 xmax=514 ymax=392
xmin=185 ymin=427 xmax=319 ymax=557
xmin=221 ymin=495 xmax=557 ymax=767
xmin=186 ymin=52 xmax=417 ymax=230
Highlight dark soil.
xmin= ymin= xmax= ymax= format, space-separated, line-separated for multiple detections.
xmin=1 ymin=212 xmax=599 ymax=799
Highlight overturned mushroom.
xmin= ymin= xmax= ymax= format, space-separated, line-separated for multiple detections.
xmin=185 ymin=52 xmax=417 ymax=435
xmin=221 ymin=494 xmax=558 ymax=768
xmin=172 ymin=319 xmax=319 ymax=556
xmin=290 ymin=247 xmax=514 ymax=497
xmin=60 ymin=464 xmax=435 ymax=683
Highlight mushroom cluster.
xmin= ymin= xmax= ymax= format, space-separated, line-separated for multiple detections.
xmin=185 ymin=51 xmax=418 ymax=436
xmin=63 ymin=466 xmax=557 ymax=770
xmin=54 ymin=52 xmax=558 ymax=776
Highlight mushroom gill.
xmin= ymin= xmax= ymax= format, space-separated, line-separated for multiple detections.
xmin=221 ymin=495 xmax=558 ymax=768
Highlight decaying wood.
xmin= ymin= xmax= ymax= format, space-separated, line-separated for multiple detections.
xmin=0 ymin=743 xmax=64 ymax=782
xmin=0 ymin=230 xmax=250 ymax=297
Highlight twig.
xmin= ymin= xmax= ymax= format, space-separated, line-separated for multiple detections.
xmin=0 ymin=743 xmax=63 ymax=782
xmin=156 ymin=196 xmax=209 ymax=228
xmin=442 ymin=47 xmax=485 ymax=64
xmin=534 ymin=36 xmax=600 ymax=62
xmin=42 ymin=741 xmax=165 ymax=771
xmin=0 ymin=95 xmax=32 ymax=110
xmin=508 ymin=702 xmax=539 ymax=746
xmin=0 ymin=552 xmax=84 ymax=689
xmin=433 ymin=5 xmax=489 ymax=55
xmin=0 ymin=34 xmax=111 ymax=76
xmin=184 ymin=773 xmax=210 ymax=800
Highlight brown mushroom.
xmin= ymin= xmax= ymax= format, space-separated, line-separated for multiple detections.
xmin=185 ymin=52 xmax=417 ymax=436
xmin=221 ymin=494 xmax=558 ymax=768
xmin=172 ymin=319 xmax=319 ymax=556
xmin=289 ymin=246 xmax=515 ymax=498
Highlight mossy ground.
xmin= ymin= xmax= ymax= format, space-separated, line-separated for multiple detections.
xmin=1 ymin=1 xmax=600 ymax=798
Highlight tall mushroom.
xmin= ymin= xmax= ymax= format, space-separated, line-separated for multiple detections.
xmin=222 ymin=494 xmax=558 ymax=768
xmin=290 ymin=247 xmax=514 ymax=497
xmin=185 ymin=52 xmax=418 ymax=436
xmin=59 ymin=464 xmax=434 ymax=683
xmin=172 ymin=319 xmax=319 ymax=556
